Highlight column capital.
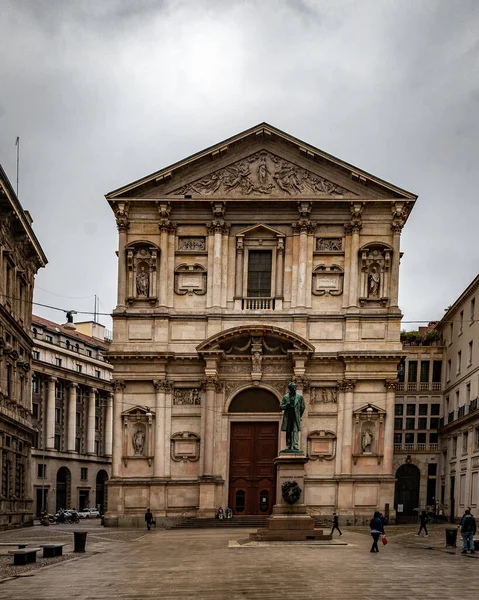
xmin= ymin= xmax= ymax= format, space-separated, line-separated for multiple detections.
xmin=384 ymin=379 xmax=398 ymax=391
xmin=114 ymin=201 xmax=130 ymax=232
xmin=202 ymin=377 xmax=223 ymax=392
xmin=338 ymin=379 xmax=356 ymax=391
xmin=47 ymin=376 xmax=57 ymax=383
xmin=207 ymin=219 xmax=230 ymax=235
xmin=292 ymin=219 xmax=316 ymax=234
xmin=153 ymin=379 xmax=173 ymax=392
xmin=391 ymin=201 xmax=409 ymax=233
xmin=112 ymin=379 xmax=126 ymax=392
xmin=67 ymin=382 xmax=78 ymax=389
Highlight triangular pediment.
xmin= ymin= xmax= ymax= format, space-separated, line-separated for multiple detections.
xmin=121 ymin=405 xmax=155 ymax=417
xmin=237 ymin=223 xmax=285 ymax=238
xmin=106 ymin=122 xmax=417 ymax=202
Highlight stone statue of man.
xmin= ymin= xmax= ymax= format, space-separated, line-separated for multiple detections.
xmin=280 ymin=381 xmax=305 ymax=452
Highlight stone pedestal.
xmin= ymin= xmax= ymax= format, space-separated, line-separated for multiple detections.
xmin=250 ymin=453 xmax=332 ymax=542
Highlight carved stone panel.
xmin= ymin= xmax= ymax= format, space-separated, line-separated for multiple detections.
xmin=307 ymin=430 xmax=337 ymax=461
xmin=174 ymin=264 xmax=207 ymax=295
xmin=312 ymin=265 xmax=344 ymax=296
xmin=170 ymin=432 xmax=200 ymax=462
xmin=173 ymin=388 xmax=202 ymax=406
xmin=315 ymin=238 xmax=343 ymax=252
xmin=169 ymin=151 xmax=356 ymax=197
xmin=310 ymin=387 xmax=338 ymax=404
xmin=177 ymin=237 xmax=206 ymax=252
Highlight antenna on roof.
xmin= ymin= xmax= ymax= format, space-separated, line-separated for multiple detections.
xmin=15 ymin=137 xmax=19 ymax=198
xmin=94 ymin=295 xmax=98 ymax=322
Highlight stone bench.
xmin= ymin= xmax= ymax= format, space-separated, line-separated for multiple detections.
xmin=40 ymin=543 xmax=66 ymax=558
xmin=8 ymin=548 xmax=42 ymax=566
xmin=0 ymin=543 xmax=29 ymax=549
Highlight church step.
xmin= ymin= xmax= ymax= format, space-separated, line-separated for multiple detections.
xmin=169 ymin=516 xmax=268 ymax=529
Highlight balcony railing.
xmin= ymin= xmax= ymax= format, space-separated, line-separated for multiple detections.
xmin=396 ymin=382 xmax=442 ymax=393
xmin=448 ymin=411 xmax=455 ymax=423
xmin=458 ymin=405 xmax=466 ymax=418
xmin=394 ymin=443 xmax=439 ymax=452
xmin=242 ymin=297 xmax=275 ymax=310
xmin=440 ymin=399 xmax=479 ymax=428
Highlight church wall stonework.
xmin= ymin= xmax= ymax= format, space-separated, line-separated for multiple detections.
xmin=103 ymin=123 xmax=417 ymax=526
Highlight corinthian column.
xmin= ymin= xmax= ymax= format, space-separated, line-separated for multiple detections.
xmin=67 ymin=383 xmax=77 ymax=453
xmin=341 ymin=380 xmax=356 ymax=474
xmin=293 ymin=218 xmax=315 ymax=309
xmin=348 ymin=203 xmax=363 ymax=308
xmin=383 ymin=380 xmax=396 ymax=474
xmin=115 ymin=203 xmax=129 ymax=308
xmin=87 ymin=388 xmax=97 ymax=455
xmin=390 ymin=203 xmax=408 ymax=309
xmin=202 ymin=378 xmax=218 ymax=477
xmin=46 ymin=377 xmax=57 ymax=450
xmin=112 ymin=380 xmax=125 ymax=478
xmin=104 ymin=392 xmax=113 ymax=457
xmin=153 ymin=379 xmax=170 ymax=477
xmin=234 ymin=236 xmax=244 ymax=299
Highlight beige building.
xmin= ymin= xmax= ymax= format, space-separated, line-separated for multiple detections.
xmin=31 ymin=316 xmax=113 ymax=516
xmin=437 ymin=275 xmax=479 ymax=521
xmin=0 ymin=165 xmax=47 ymax=529
xmin=393 ymin=336 xmax=443 ymax=521
xmin=104 ymin=123 xmax=417 ymax=526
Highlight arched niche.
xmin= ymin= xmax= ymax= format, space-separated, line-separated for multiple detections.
xmin=394 ymin=463 xmax=420 ymax=518
xmin=125 ymin=241 xmax=159 ymax=305
xmin=358 ymin=242 xmax=392 ymax=306
xmin=56 ymin=466 xmax=71 ymax=512
xmin=229 ymin=388 xmax=280 ymax=413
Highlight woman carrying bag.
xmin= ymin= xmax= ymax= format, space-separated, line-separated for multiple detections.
xmin=369 ymin=511 xmax=386 ymax=553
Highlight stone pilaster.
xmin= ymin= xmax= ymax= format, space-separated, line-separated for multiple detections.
xmin=46 ymin=376 xmax=57 ymax=450
xmin=115 ymin=202 xmax=129 ymax=308
xmin=87 ymin=387 xmax=97 ymax=455
xmin=383 ymin=380 xmax=397 ymax=475
xmin=112 ymin=380 xmax=125 ymax=477
xmin=341 ymin=379 xmax=356 ymax=474
xmin=104 ymin=392 xmax=113 ymax=457
xmin=390 ymin=202 xmax=408 ymax=309
xmin=347 ymin=203 xmax=363 ymax=308
xmin=153 ymin=379 xmax=171 ymax=477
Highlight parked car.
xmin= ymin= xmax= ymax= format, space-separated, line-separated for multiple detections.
xmin=78 ymin=508 xmax=101 ymax=519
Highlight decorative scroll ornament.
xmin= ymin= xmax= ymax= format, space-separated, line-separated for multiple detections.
xmin=170 ymin=151 xmax=354 ymax=197
xmin=282 ymin=481 xmax=302 ymax=504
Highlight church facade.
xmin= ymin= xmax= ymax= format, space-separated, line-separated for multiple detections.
xmin=104 ymin=123 xmax=416 ymax=526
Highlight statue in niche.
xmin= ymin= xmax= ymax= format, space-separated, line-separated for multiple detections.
xmin=136 ymin=266 xmax=149 ymax=297
xmin=132 ymin=428 xmax=145 ymax=455
xmin=362 ymin=429 xmax=373 ymax=453
xmin=368 ymin=267 xmax=380 ymax=297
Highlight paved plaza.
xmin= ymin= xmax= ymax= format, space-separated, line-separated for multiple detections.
xmin=0 ymin=523 xmax=477 ymax=599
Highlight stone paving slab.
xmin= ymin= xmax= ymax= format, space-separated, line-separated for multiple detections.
xmin=0 ymin=527 xmax=478 ymax=599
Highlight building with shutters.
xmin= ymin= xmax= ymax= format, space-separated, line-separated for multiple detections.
xmin=103 ymin=123 xmax=417 ymax=526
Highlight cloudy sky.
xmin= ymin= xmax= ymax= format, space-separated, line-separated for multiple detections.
xmin=1 ymin=0 xmax=478 ymax=331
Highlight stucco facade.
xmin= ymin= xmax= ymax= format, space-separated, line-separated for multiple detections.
xmin=103 ymin=123 xmax=417 ymax=526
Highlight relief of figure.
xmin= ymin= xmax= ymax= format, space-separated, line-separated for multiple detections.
xmin=132 ymin=428 xmax=146 ymax=455
xmin=362 ymin=429 xmax=373 ymax=453
xmin=274 ymin=162 xmax=303 ymax=194
xmin=252 ymin=351 xmax=262 ymax=372
xmin=368 ymin=267 xmax=380 ymax=297
xmin=136 ymin=266 xmax=150 ymax=297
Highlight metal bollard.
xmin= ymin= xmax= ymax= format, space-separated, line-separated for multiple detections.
xmin=73 ymin=531 xmax=88 ymax=553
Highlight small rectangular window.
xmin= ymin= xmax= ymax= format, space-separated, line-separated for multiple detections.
xmin=417 ymin=432 xmax=427 ymax=444
xmin=95 ymin=415 xmax=100 ymax=430
xmin=37 ymin=464 xmax=46 ymax=478
xmin=447 ymin=359 xmax=451 ymax=381
xmin=32 ymin=403 xmax=39 ymax=418
xmin=55 ymin=407 xmax=61 ymax=424
xmin=432 ymin=361 xmax=442 ymax=383
xmin=81 ymin=467 xmax=88 ymax=480
xmin=468 ymin=341 xmax=473 ymax=365
xmin=76 ymin=364 xmax=82 ymax=373
xmin=394 ymin=418 xmax=403 ymax=430
xmin=407 ymin=361 xmax=418 ymax=383
xmin=94 ymin=440 xmax=100 ymax=455
xmin=394 ymin=404 xmax=404 ymax=416
xmin=247 ymin=250 xmax=272 ymax=297
xmin=85 ymin=349 xmax=92 ymax=357
xmin=430 ymin=417 xmax=440 ymax=429
xmin=75 ymin=437 xmax=81 ymax=453
xmin=418 ymin=404 xmax=428 ymax=416
xmin=54 ymin=434 xmax=61 ymax=451
xmin=418 ymin=417 xmax=427 ymax=429
xmin=406 ymin=404 xmax=416 ymax=416
xmin=459 ymin=310 xmax=464 ymax=332
xmin=457 ymin=351 xmax=462 ymax=374
xmin=406 ymin=417 xmax=415 ymax=430
xmin=428 ymin=463 xmax=437 ymax=476
xmin=466 ymin=383 xmax=471 ymax=403
xmin=431 ymin=404 xmax=441 ymax=415
xmin=420 ymin=361 xmax=430 ymax=383
xmin=95 ymin=370 xmax=101 ymax=378
xmin=405 ymin=432 xmax=414 ymax=444
xmin=45 ymin=335 xmax=52 ymax=343
xmin=471 ymin=298 xmax=475 ymax=322
xmin=429 ymin=432 xmax=439 ymax=444
xmin=394 ymin=433 xmax=402 ymax=445
xmin=462 ymin=432 xmax=468 ymax=454
xmin=55 ymin=357 xmax=62 ymax=367
xmin=32 ymin=350 xmax=40 ymax=360
xmin=397 ymin=360 xmax=405 ymax=383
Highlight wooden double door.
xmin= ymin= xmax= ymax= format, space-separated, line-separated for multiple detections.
xmin=228 ymin=422 xmax=278 ymax=515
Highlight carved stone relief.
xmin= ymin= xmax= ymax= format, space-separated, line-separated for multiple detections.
xmin=177 ymin=237 xmax=206 ymax=252
xmin=315 ymin=238 xmax=343 ymax=252
xmin=312 ymin=265 xmax=344 ymax=296
xmin=173 ymin=388 xmax=202 ymax=406
xmin=310 ymin=387 xmax=338 ymax=404
xmin=174 ymin=264 xmax=207 ymax=296
xmin=170 ymin=432 xmax=200 ymax=462
xmin=170 ymin=151 xmax=355 ymax=197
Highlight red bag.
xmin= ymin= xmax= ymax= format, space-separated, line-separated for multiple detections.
xmin=381 ymin=535 xmax=388 ymax=545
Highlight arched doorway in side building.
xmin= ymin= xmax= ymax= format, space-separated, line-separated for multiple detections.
xmin=56 ymin=467 xmax=72 ymax=512
xmin=228 ymin=388 xmax=280 ymax=516
xmin=96 ymin=470 xmax=109 ymax=514
xmin=394 ymin=463 xmax=420 ymax=523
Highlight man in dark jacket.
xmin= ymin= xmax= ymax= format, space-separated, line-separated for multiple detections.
xmin=369 ymin=511 xmax=385 ymax=553
xmin=460 ymin=508 xmax=476 ymax=554
xmin=145 ymin=508 xmax=154 ymax=531
xmin=330 ymin=513 xmax=342 ymax=537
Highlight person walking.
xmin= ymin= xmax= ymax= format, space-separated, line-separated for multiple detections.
xmin=460 ymin=508 xmax=476 ymax=554
xmin=417 ymin=510 xmax=429 ymax=537
xmin=330 ymin=512 xmax=342 ymax=537
xmin=369 ymin=510 xmax=385 ymax=553
xmin=145 ymin=507 xmax=154 ymax=531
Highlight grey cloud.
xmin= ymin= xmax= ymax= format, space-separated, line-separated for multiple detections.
xmin=0 ymin=0 xmax=478 ymax=328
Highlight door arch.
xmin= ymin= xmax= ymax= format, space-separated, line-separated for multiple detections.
xmin=56 ymin=467 xmax=71 ymax=512
xmin=228 ymin=388 xmax=280 ymax=516
xmin=96 ymin=470 xmax=109 ymax=515
xmin=394 ymin=463 xmax=420 ymax=521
